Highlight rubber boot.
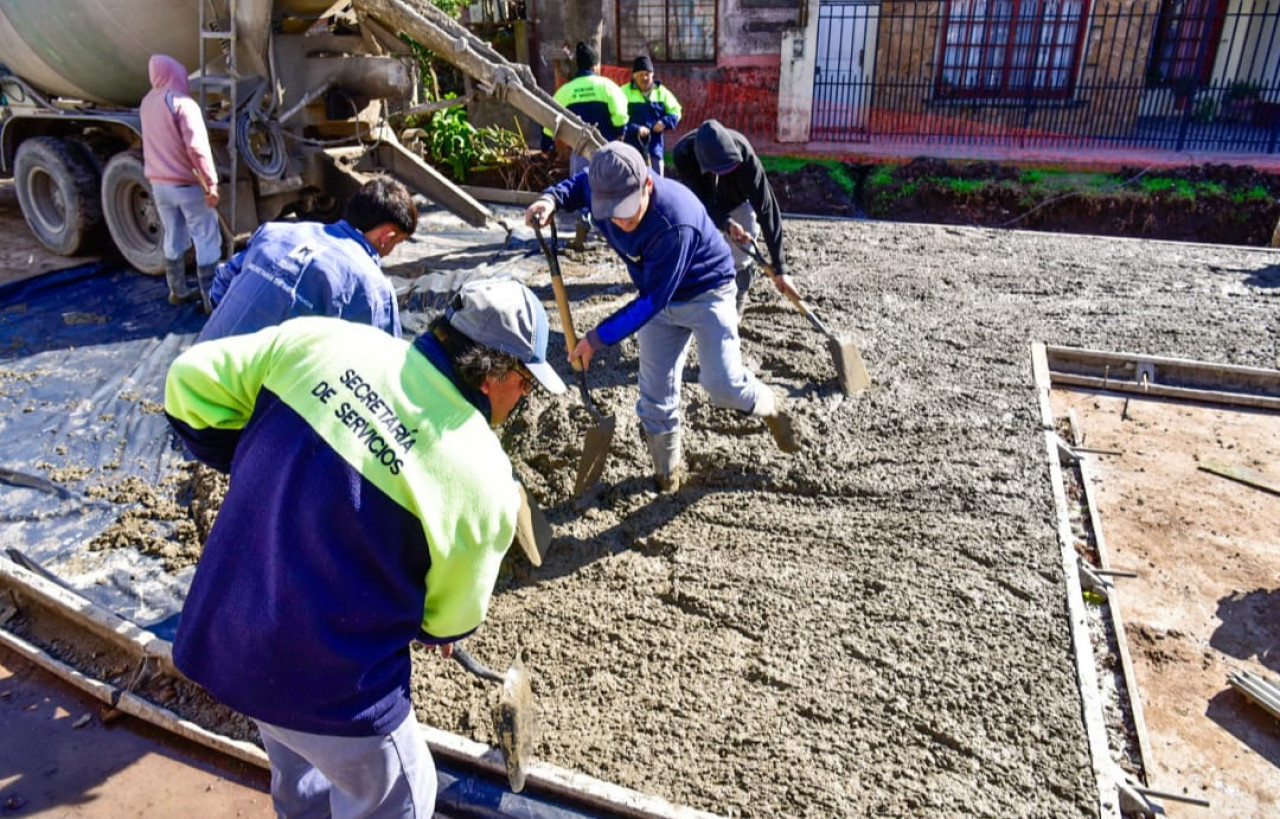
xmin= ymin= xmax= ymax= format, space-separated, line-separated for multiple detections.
xmin=165 ymin=258 xmax=199 ymax=306
xmin=645 ymin=429 xmax=684 ymax=493
xmin=197 ymin=264 xmax=218 ymax=315
xmin=753 ymin=389 xmax=800 ymax=454
xmin=735 ymin=262 xmax=756 ymax=317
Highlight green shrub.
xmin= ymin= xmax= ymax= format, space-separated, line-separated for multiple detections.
xmin=1231 ymin=185 xmax=1272 ymax=203
xmin=868 ymin=166 xmax=895 ymax=188
xmin=404 ymin=98 xmax=524 ymax=183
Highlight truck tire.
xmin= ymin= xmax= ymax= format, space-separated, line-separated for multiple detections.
xmin=101 ymin=150 xmax=164 ymax=275
xmin=13 ymin=136 xmax=104 ymax=256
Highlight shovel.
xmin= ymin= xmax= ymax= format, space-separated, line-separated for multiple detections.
xmin=741 ymin=241 xmax=870 ymax=395
xmin=513 ymin=481 xmax=550 ymax=566
xmin=452 ymin=644 xmax=535 ymax=793
xmin=533 ymin=221 xmax=616 ymax=496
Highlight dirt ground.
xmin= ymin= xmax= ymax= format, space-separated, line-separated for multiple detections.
xmin=3 ymin=177 xmax=1280 ymax=816
xmin=1050 ymin=392 xmax=1280 ymax=817
xmin=0 ymin=183 xmax=95 ymax=288
xmin=0 ymin=648 xmax=270 ymax=816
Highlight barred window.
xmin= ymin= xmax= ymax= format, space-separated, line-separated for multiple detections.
xmin=936 ymin=0 xmax=1090 ymax=100
xmin=616 ymin=0 xmax=717 ymax=63
xmin=1147 ymin=0 xmax=1227 ymax=87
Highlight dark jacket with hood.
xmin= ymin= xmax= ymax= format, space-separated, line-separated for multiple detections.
xmin=672 ymin=120 xmax=786 ymax=276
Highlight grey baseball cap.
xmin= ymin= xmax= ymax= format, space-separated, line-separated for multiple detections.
xmin=588 ymin=142 xmax=649 ymax=221
xmin=446 ymin=278 xmax=566 ymax=395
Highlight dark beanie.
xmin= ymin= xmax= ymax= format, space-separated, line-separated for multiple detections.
xmin=632 ymin=54 xmax=654 ymax=73
xmin=574 ymin=42 xmax=598 ymax=72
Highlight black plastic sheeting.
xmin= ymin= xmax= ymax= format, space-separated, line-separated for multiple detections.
xmin=0 ymin=263 xmax=206 ymax=626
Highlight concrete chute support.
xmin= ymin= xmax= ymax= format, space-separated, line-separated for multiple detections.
xmin=353 ymin=0 xmax=608 ymax=161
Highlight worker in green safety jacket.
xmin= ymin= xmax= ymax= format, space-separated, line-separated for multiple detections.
xmin=541 ymin=41 xmax=628 ymax=178
xmin=541 ymin=41 xmax=628 ymax=248
xmin=622 ymin=54 xmax=682 ymax=176
xmin=164 ymin=278 xmax=566 ymax=818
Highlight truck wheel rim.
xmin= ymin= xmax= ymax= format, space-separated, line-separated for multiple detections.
xmin=28 ymin=168 xmax=68 ymax=236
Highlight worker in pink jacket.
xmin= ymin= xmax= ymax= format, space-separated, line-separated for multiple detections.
xmin=140 ymin=54 xmax=222 ymax=311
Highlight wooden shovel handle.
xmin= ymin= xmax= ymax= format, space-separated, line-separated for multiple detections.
xmin=535 ymin=223 xmax=584 ymax=371
xmin=549 ymin=275 xmax=581 ymax=355
xmin=742 ymin=237 xmax=835 ymax=339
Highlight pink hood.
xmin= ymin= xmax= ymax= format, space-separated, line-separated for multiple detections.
xmin=149 ymin=54 xmax=191 ymax=95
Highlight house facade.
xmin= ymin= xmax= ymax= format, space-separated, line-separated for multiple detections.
xmin=797 ymin=0 xmax=1280 ymax=152
xmin=475 ymin=0 xmax=1280 ymax=153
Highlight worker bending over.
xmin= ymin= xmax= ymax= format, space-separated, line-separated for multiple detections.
xmin=672 ymin=119 xmax=788 ymax=314
xmin=164 ymin=278 xmax=565 ymax=817
xmin=199 ymin=177 xmax=415 ymax=342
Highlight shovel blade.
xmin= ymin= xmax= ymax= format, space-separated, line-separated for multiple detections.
xmin=513 ymin=485 xmax=550 ymax=567
xmin=496 ymin=661 xmax=535 ymax=793
xmin=572 ymin=415 xmax=616 ymax=497
xmin=828 ymin=336 xmax=871 ymax=395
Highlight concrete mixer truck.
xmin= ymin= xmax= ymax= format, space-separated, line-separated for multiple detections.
xmin=0 ymin=0 xmax=604 ymax=273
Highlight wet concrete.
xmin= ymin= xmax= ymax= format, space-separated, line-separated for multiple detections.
xmin=407 ymin=217 xmax=1279 ymax=816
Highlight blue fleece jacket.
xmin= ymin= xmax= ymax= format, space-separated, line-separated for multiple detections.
xmin=541 ymin=171 xmax=735 ymax=346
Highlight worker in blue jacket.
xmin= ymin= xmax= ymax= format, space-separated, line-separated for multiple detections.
xmin=165 ymin=278 xmax=565 ymax=817
xmin=525 ymin=142 xmax=800 ymax=492
xmin=622 ymin=55 xmax=682 ymax=175
xmin=199 ymin=177 xmax=416 ymax=343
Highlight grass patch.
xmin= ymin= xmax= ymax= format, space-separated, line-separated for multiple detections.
xmin=761 ymin=156 xmax=859 ymax=198
xmin=1232 ymin=185 xmax=1272 ymax=203
xmin=1135 ymin=177 xmax=1196 ymax=198
xmin=942 ymin=177 xmax=987 ymax=194
xmin=760 ymin=155 xmax=812 ymax=174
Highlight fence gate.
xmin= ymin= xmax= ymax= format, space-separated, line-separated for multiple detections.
xmin=812 ymin=0 xmax=880 ymax=140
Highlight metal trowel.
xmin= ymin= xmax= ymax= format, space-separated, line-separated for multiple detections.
xmin=513 ymin=482 xmax=550 ymax=566
xmin=452 ymin=644 xmax=535 ymax=792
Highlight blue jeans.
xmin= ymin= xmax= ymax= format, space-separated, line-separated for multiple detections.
xmin=153 ymin=182 xmax=221 ymax=266
xmin=635 ymin=280 xmax=766 ymax=435
xmin=254 ymin=710 xmax=437 ymax=818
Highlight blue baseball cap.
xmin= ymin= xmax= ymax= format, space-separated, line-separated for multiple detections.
xmin=447 ymin=278 xmax=566 ymax=395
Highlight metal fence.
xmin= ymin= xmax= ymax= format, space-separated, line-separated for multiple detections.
xmin=811 ymin=0 xmax=1280 ymax=153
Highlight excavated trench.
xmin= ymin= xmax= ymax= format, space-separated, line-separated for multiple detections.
xmin=763 ymin=159 xmax=1280 ymax=247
